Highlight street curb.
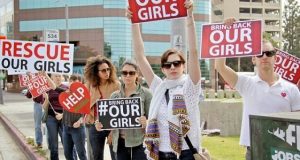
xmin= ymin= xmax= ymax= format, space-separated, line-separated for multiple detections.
xmin=0 ymin=112 xmax=46 ymax=160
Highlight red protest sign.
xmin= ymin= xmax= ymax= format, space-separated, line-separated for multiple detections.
xmin=129 ymin=0 xmax=187 ymax=23
xmin=274 ymin=49 xmax=300 ymax=84
xmin=59 ymin=82 xmax=90 ymax=114
xmin=201 ymin=20 xmax=262 ymax=59
xmin=27 ymin=75 xmax=51 ymax=98
xmin=18 ymin=73 xmax=39 ymax=87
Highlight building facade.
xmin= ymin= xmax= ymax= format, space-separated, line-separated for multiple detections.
xmin=1 ymin=0 xmax=211 ymax=91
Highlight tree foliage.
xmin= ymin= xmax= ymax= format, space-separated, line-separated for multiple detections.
xmin=283 ymin=0 xmax=300 ymax=57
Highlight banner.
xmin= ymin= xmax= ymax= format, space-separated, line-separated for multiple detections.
xmin=18 ymin=73 xmax=39 ymax=87
xmin=59 ymin=82 xmax=90 ymax=114
xmin=27 ymin=75 xmax=51 ymax=98
xmin=274 ymin=49 xmax=300 ymax=84
xmin=201 ymin=20 xmax=262 ymax=59
xmin=0 ymin=40 xmax=74 ymax=75
xmin=97 ymin=97 xmax=142 ymax=129
xmin=128 ymin=0 xmax=187 ymax=23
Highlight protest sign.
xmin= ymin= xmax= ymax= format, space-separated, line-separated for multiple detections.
xmin=201 ymin=20 xmax=262 ymax=59
xmin=27 ymin=75 xmax=51 ymax=98
xmin=97 ymin=97 xmax=142 ymax=129
xmin=18 ymin=73 xmax=39 ymax=87
xmin=128 ymin=0 xmax=187 ymax=23
xmin=59 ymin=82 xmax=90 ymax=114
xmin=274 ymin=49 xmax=300 ymax=84
xmin=0 ymin=40 xmax=74 ymax=75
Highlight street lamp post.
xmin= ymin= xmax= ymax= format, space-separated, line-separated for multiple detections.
xmin=0 ymin=71 xmax=6 ymax=105
xmin=65 ymin=3 xmax=69 ymax=44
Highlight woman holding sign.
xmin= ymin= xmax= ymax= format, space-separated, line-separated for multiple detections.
xmin=110 ymin=60 xmax=152 ymax=160
xmin=84 ymin=55 xmax=120 ymax=160
xmin=128 ymin=0 xmax=203 ymax=159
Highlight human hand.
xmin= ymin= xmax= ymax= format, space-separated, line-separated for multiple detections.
xmin=125 ymin=7 xmax=133 ymax=20
xmin=55 ymin=113 xmax=63 ymax=121
xmin=139 ymin=116 xmax=147 ymax=128
xmin=185 ymin=0 xmax=194 ymax=16
xmin=224 ymin=17 xmax=236 ymax=26
xmin=107 ymin=132 xmax=113 ymax=145
xmin=95 ymin=120 xmax=103 ymax=131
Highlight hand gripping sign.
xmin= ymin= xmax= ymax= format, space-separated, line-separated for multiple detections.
xmin=201 ymin=20 xmax=262 ymax=59
xmin=128 ymin=0 xmax=187 ymax=23
xmin=59 ymin=82 xmax=90 ymax=114
xmin=97 ymin=97 xmax=142 ymax=129
xmin=274 ymin=49 xmax=300 ymax=84
xmin=0 ymin=40 xmax=74 ymax=75
xmin=27 ymin=75 xmax=51 ymax=98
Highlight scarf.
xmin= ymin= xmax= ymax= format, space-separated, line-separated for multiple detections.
xmin=144 ymin=75 xmax=190 ymax=160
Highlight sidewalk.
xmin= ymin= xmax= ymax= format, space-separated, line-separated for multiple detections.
xmin=0 ymin=92 xmax=112 ymax=160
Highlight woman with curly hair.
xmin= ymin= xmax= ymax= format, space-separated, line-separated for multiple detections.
xmin=84 ymin=55 xmax=119 ymax=160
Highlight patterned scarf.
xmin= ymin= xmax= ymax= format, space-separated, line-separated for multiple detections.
xmin=144 ymin=75 xmax=190 ymax=160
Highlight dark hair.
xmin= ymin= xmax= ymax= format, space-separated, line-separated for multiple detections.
xmin=121 ymin=59 xmax=138 ymax=71
xmin=69 ymin=74 xmax=82 ymax=82
xmin=160 ymin=48 xmax=186 ymax=66
xmin=84 ymin=55 xmax=118 ymax=87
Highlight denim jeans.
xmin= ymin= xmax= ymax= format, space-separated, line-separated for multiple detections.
xmin=88 ymin=125 xmax=113 ymax=160
xmin=116 ymin=138 xmax=146 ymax=160
xmin=159 ymin=149 xmax=195 ymax=160
xmin=46 ymin=115 xmax=63 ymax=160
xmin=33 ymin=102 xmax=43 ymax=145
xmin=63 ymin=125 xmax=87 ymax=160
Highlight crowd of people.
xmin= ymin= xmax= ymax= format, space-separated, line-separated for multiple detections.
xmin=23 ymin=1 xmax=300 ymax=160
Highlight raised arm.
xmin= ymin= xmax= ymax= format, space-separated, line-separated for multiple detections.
xmin=127 ymin=7 xmax=155 ymax=86
xmin=215 ymin=18 xmax=238 ymax=88
xmin=132 ymin=24 xmax=155 ymax=86
xmin=186 ymin=1 xmax=200 ymax=84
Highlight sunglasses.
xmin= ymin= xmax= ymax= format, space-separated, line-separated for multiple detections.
xmin=98 ymin=68 xmax=111 ymax=73
xmin=256 ymin=50 xmax=276 ymax=58
xmin=161 ymin=60 xmax=183 ymax=69
xmin=121 ymin=71 xmax=136 ymax=76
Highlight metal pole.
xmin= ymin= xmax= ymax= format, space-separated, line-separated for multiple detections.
xmin=65 ymin=3 xmax=69 ymax=44
xmin=171 ymin=19 xmax=187 ymax=72
xmin=0 ymin=80 xmax=3 ymax=104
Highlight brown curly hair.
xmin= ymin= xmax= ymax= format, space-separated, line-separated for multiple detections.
xmin=84 ymin=55 xmax=118 ymax=87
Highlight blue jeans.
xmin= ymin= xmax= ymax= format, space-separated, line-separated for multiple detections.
xmin=33 ymin=102 xmax=43 ymax=145
xmin=116 ymin=138 xmax=146 ymax=160
xmin=89 ymin=125 xmax=113 ymax=160
xmin=46 ymin=115 xmax=63 ymax=160
xmin=63 ymin=125 xmax=87 ymax=160
xmin=158 ymin=149 xmax=195 ymax=160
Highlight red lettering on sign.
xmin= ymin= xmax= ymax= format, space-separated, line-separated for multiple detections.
xmin=2 ymin=41 xmax=12 ymax=56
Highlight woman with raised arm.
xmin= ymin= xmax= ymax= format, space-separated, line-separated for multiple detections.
xmin=84 ymin=55 xmax=119 ymax=160
xmin=128 ymin=0 xmax=202 ymax=159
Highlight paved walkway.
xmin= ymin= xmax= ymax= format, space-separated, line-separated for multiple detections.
xmin=0 ymin=91 xmax=112 ymax=160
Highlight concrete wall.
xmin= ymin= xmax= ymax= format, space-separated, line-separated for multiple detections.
xmin=200 ymin=99 xmax=243 ymax=136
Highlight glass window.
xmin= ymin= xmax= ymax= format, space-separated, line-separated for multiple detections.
xmin=194 ymin=1 xmax=211 ymax=14
xmin=104 ymin=0 xmax=126 ymax=8
xmin=240 ymin=8 xmax=250 ymax=13
xmin=20 ymin=17 xmax=104 ymax=31
xmin=142 ymin=21 xmax=171 ymax=35
xmin=144 ymin=42 xmax=170 ymax=56
xmin=19 ymin=0 xmax=104 ymax=9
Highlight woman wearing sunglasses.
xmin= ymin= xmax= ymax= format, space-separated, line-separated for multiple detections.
xmin=128 ymin=0 xmax=202 ymax=159
xmin=109 ymin=60 xmax=152 ymax=160
xmin=215 ymin=18 xmax=300 ymax=160
xmin=84 ymin=55 xmax=120 ymax=160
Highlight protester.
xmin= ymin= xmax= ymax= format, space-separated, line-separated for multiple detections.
xmin=25 ymin=91 xmax=44 ymax=148
xmin=128 ymin=0 xmax=203 ymax=159
xmin=84 ymin=55 xmax=119 ymax=160
xmin=110 ymin=60 xmax=152 ymax=160
xmin=215 ymin=18 xmax=300 ymax=160
xmin=42 ymin=73 xmax=68 ymax=160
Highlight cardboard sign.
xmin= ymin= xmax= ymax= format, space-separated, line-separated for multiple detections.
xmin=0 ymin=40 xmax=74 ymax=75
xmin=18 ymin=73 xmax=39 ymax=87
xmin=274 ymin=49 xmax=300 ymax=84
xmin=27 ymin=75 xmax=51 ymax=98
xmin=59 ymin=82 xmax=90 ymax=114
xmin=97 ymin=97 xmax=142 ymax=129
xmin=201 ymin=20 xmax=262 ymax=59
xmin=129 ymin=0 xmax=187 ymax=23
